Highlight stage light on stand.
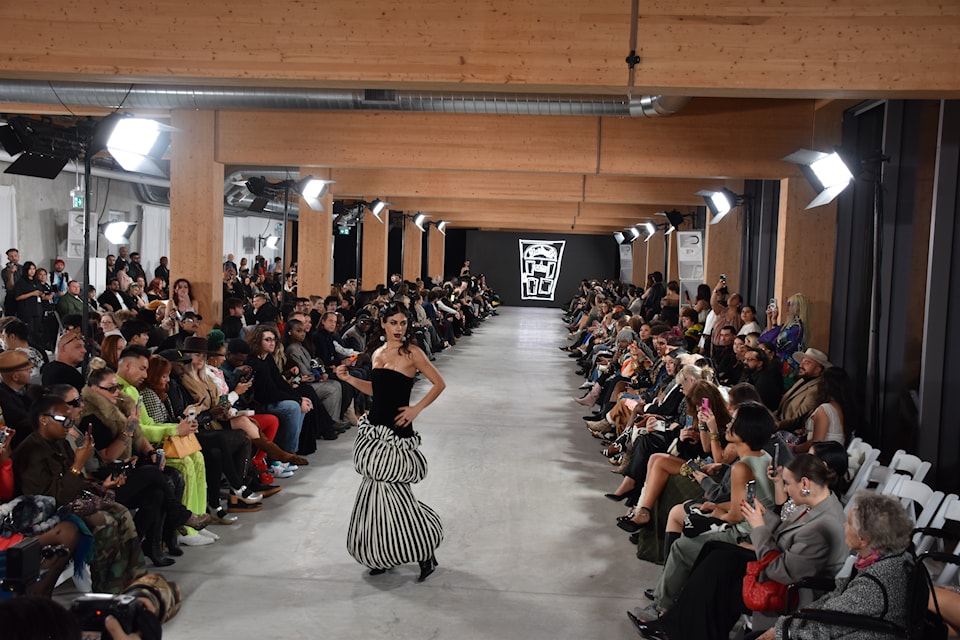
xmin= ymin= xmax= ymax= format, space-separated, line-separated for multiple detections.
xmin=297 ymin=176 xmax=335 ymax=211
xmin=626 ymin=226 xmax=641 ymax=241
xmin=265 ymin=235 xmax=280 ymax=249
xmin=613 ymin=231 xmax=625 ymax=244
xmin=643 ymin=221 xmax=657 ymax=242
xmin=696 ymin=188 xmax=741 ymax=224
xmin=103 ymin=116 xmax=173 ymax=177
xmin=436 ymin=220 xmax=447 ymax=235
xmin=100 ymin=221 xmax=138 ymax=245
xmin=782 ymin=148 xmax=856 ymax=209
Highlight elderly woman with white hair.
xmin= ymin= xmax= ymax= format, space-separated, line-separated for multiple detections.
xmin=757 ymin=491 xmax=916 ymax=640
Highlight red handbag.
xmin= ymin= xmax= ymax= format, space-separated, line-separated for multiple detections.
xmin=742 ymin=550 xmax=789 ymax=612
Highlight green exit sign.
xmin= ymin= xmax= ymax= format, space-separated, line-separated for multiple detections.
xmin=72 ymin=194 xmax=84 ymax=209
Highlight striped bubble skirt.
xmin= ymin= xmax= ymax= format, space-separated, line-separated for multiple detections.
xmin=346 ymin=417 xmax=443 ymax=570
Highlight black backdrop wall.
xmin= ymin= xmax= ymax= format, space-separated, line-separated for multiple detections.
xmin=459 ymin=230 xmax=617 ymax=307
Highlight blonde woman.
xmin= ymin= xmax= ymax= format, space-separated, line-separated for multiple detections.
xmin=761 ymin=292 xmax=810 ymax=383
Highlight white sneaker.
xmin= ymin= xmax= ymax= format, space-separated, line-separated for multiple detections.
xmin=197 ymin=529 xmax=220 ymax=540
xmin=268 ymin=463 xmax=295 ymax=479
xmin=178 ymin=533 xmax=215 ymax=546
xmin=272 ymin=461 xmax=299 ymax=472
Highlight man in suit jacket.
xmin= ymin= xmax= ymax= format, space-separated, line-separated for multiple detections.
xmin=57 ymin=280 xmax=86 ymax=317
xmin=775 ymin=348 xmax=830 ymax=433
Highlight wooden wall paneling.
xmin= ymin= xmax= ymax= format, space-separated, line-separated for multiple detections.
xmin=361 ymin=205 xmax=389 ymax=289
xmin=170 ymin=109 xmax=224 ymax=330
xmin=584 ymin=176 xmax=728 ymax=206
xmin=774 ymin=177 xmax=836 ymax=352
xmin=599 ymin=99 xmax=816 ymax=179
xmin=645 ymin=235 xmax=665 ymax=281
xmin=633 ymin=1 xmax=960 ymax=98
xmin=329 ymin=169 xmax=585 ymax=203
xmin=428 ymin=226 xmax=445 ymax=283
xmin=403 ymin=221 xmax=423 ymax=282
xmin=297 ymin=168 xmax=334 ymax=298
xmin=217 ymin=111 xmax=600 ymax=174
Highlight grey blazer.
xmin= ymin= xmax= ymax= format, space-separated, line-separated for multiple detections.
xmin=749 ymin=493 xmax=848 ymax=585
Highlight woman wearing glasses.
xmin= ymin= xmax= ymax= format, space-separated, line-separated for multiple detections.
xmin=12 ymin=394 xmax=147 ymax=593
xmin=74 ymin=367 xmax=212 ymax=567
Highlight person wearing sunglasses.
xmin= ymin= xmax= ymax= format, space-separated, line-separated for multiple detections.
xmin=12 ymin=395 xmax=148 ymax=594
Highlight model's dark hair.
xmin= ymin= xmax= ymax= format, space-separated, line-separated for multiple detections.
xmin=728 ymin=383 xmax=762 ymax=407
xmin=365 ymin=301 xmax=417 ymax=356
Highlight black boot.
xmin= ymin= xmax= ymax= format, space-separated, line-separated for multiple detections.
xmin=417 ymin=554 xmax=438 ymax=582
xmin=163 ymin=527 xmax=184 ymax=557
xmin=143 ymin=538 xmax=175 ymax=567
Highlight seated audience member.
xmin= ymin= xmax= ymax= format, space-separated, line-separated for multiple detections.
xmin=760 ymin=292 xmax=810 ymax=383
xmin=79 ymin=365 xmax=212 ymax=566
xmin=115 ymin=346 xmax=211 ymax=543
xmin=146 ymin=277 xmax=167 ymax=302
xmin=99 ymin=311 xmax=123 ymax=338
xmin=1 ymin=421 xmax=81 ymax=599
xmin=759 ymin=492 xmax=916 ymax=640
xmin=776 ymin=348 xmax=829 ymax=442
xmin=245 ymin=324 xmax=310 ymax=463
xmin=171 ymin=278 xmax=200 ymax=319
xmin=57 ymin=279 xmax=86 ymax=317
xmin=639 ymin=402 xmax=777 ymax=616
xmin=12 ymin=394 xmax=147 ymax=593
xmin=711 ymin=325 xmax=740 ymax=386
xmin=98 ymin=277 xmax=131 ymax=312
xmin=251 ymin=292 xmax=279 ymax=324
xmin=738 ymin=304 xmax=763 ymax=335
xmin=629 ymin=453 xmax=848 ymax=640
xmin=0 ymin=350 xmax=40 ymax=449
xmin=679 ymin=307 xmax=703 ymax=353
xmin=101 ymin=334 xmax=127 ymax=372
xmin=1 ymin=319 xmax=46 ymax=383
xmin=157 ymin=311 xmax=200 ymax=352
xmin=282 ymin=319 xmax=345 ymax=437
xmin=41 ymin=330 xmax=87 ymax=392
xmin=794 ymin=365 xmax=855 ymax=453
xmin=120 ymin=319 xmax=153 ymax=348
xmin=739 ymin=346 xmax=784 ymax=411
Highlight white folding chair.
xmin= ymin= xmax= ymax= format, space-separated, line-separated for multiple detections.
xmin=842 ymin=445 xmax=880 ymax=505
xmin=884 ymin=476 xmax=943 ymax=531
xmin=876 ymin=449 xmax=931 ymax=493
xmin=915 ymin=494 xmax=960 ymax=556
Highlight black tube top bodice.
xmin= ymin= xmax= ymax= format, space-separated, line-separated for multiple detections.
xmin=368 ymin=368 xmax=416 ymax=435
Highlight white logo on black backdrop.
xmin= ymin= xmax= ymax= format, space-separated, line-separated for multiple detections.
xmin=519 ymin=239 xmax=565 ymax=301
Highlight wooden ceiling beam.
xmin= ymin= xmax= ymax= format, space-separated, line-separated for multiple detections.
xmin=2 ymin=0 xmax=957 ymax=97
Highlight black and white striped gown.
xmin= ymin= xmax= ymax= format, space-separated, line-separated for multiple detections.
xmin=346 ymin=368 xmax=443 ymax=570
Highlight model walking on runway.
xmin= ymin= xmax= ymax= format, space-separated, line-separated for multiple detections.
xmin=336 ymin=301 xmax=446 ymax=582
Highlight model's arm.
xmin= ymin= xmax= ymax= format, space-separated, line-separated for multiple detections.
xmin=335 ymin=364 xmax=373 ymax=396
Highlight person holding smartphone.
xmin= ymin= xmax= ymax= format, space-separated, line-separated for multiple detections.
xmin=76 ymin=366 xmax=212 ymax=567
xmin=632 ymin=402 xmax=778 ymax=624
xmin=630 ymin=453 xmax=848 ymax=640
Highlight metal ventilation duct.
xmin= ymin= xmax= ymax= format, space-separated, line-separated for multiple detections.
xmin=0 ymin=80 xmax=689 ymax=118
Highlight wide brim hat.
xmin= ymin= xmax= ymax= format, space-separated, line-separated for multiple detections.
xmin=181 ymin=336 xmax=210 ymax=354
xmin=156 ymin=349 xmax=191 ymax=363
xmin=0 ymin=349 xmax=32 ymax=372
xmin=792 ymin=347 xmax=832 ymax=369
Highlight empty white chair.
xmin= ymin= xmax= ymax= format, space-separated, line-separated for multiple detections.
xmin=877 ymin=449 xmax=931 ymax=493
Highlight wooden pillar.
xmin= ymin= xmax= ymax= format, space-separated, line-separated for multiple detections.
xmin=775 ymin=177 xmax=836 ymax=352
xmin=170 ymin=109 xmax=223 ymax=331
xmin=645 ymin=235 xmax=664 ymax=280
xmin=428 ymin=225 xmax=445 ymax=282
xmin=631 ymin=240 xmax=646 ymax=286
xmin=403 ymin=219 xmax=423 ymax=282
xmin=296 ymin=168 xmax=333 ymax=299
xmin=361 ymin=208 xmax=389 ymax=289
xmin=666 ymin=232 xmax=679 ymax=282
xmin=704 ymin=181 xmax=744 ymax=293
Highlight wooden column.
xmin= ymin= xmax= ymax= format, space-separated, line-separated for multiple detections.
xmin=170 ymin=109 xmax=223 ymax=330
xmin=644 ymin=235 xmax=665 ymax=281
xmin=296 ymin=168 xmax=333 ymax=299
xmin=403 ymin=220 xmax=423 ymax=282
xmin=775 ymin=177 xmax=836 ymax=352
xmin=361 ymin=208 xmax=389 ymax=289
xmin=704 ymin=182 xmax=745 ymax=293
xmin=631 ymin=240 xmax=646 ymax=286
xmin=428 ymin=225 xmax=445 ymax=282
